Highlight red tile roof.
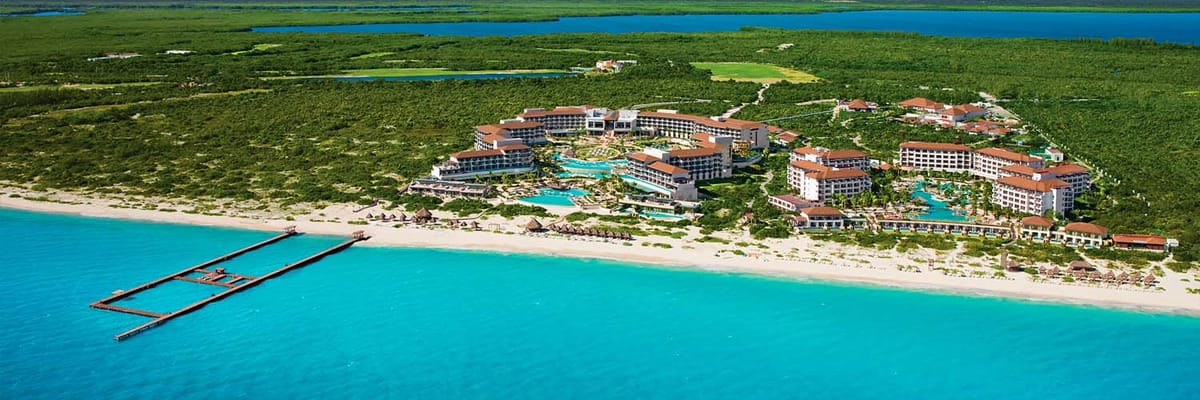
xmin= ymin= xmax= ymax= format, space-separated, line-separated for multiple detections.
xmin=789 ymin=159 xmax=831 ymax=173
xmin=995 ymin=176 xmax=1068 ymax=192
xmin=1064 ymin=222 xmax=1108 ymax=236
xmin=497 ymin=144 xmax=531 ymax=151
xmin=668 ymin=148 xmax=720 ymax=158
xmin=976 ymin=147 xmax=1042 ymax=163
xmin=639 ymin=111 xmax=765 ymax=130
xmin=900 ymin=141 xmax=971 ymax=152
xmin=648 ymin=161 xmax=689 ymax=175
xmin=627 ymin=152 xmax=661 ymax=163
xmin=1020 ymin=216 xmax=1055 ymax=227
xmin=807 ymin=168 xmax=868 ymax=180
xmin=846 ymin=99 xmax=871 ymax=109
xmin=478 ymin=133 xmax=510 ymax=143
xmin=1046 ymin=163 xmax=1088 ymax=176
xmin=777 ymin=132 xmax=799 ymax=143
xmin=451 ymin=149 xmax=503 ymax=159
xmin=823 ymin=149 xmax=868 ymax=160
xmin=1111 ymin=234 xmax=1166 ymax=246
xmin=999 ymin=164 xmax=1041 ymax=176
xmin=475 ymin=124 xmax=509 ymax=135
xmin=519 ymin=106 xmax=586 ymax=118
xmin=801 ymin=206 xmax=845 ymax=217
xmin=899 ymin=97 xmax=944 ymax=109
xmin=770 ymin=194 xmax=810 ymax=206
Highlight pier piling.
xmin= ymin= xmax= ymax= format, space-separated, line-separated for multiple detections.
xmin=90 ymin=227 xmax=370 ymax=341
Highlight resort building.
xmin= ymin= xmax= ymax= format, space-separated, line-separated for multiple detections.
xmin=406 ymin=178 xmax=491 ymax=198
xmin=636 ymin=110 xmax=769 ymax=150
xmin=898 ymin=141 xmax=973 ymax=173
xmin=791 ymin=146 xmax=870 ymax=170
xmin=878 ymin=219 xmax=1012 ymax=237
xmin=517 ymin=106 xmax=587 ymax=134
xmin=838 ymin=99 xmax=877 ymax=112
xmin=625 ymin=152 xmax=699 ymax=201
xmin=786 ymin=159 xmax=872 ymax=203
xmin=899 ymin=97 xmax=945 ymax=113
xmin=997 ymin=162 xmax=1091 ymax=206
xmin=991 ymin=176 xmax=1071 ymax=216
xmin=514 ymin=105 xmax=769 ymax=150
xmin=794 ymin=206 xmax=846 ymax=230
xmin=1111 ymin=234 xmax=1168 ymax=252
xmin=940 ymin=104 xmax=987 ymax=122
xmin=473 ymin=121 xmax=547 ymax=149
xmin=1060 ymin=222 xmax=1108 ymax=248
xmin=972 ymin=147 xmax=1045 ymax=180
xmin=768 ymin=194 xmax=817 ymax=213
xmin=898 ymin=98 xmax=988 ymax=123
xmin=1018 ymin=216 xmax=1056 ymax=241
xmin=431 ymin=144 xmax=534 ymax=180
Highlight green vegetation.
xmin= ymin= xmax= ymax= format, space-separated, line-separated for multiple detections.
xmin=0 ymin=2 xmax=1196 ymax=257
xmin=229 ymin=43 xmax=282 ymax=55
xmin=339 ymin=68 xmax=566 ymax=77
xmin=690 ymin=62 xmax=820 ymax=84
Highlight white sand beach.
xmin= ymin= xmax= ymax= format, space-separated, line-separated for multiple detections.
xmin=2 ymin=188 xmax=1197 ymax=315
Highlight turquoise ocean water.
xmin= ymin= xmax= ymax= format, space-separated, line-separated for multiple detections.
xmin=1 ymin=207 xmax=1198 ymax=399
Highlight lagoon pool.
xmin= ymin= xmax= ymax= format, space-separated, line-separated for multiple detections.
xmin=911 ymin=190 xmax=970 ymax=222
xmin=557 ymin=155 xmax=627 ymax=172
xmin=519 ymin=187 xmax=589 ymax=207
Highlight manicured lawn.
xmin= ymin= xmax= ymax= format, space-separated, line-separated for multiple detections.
xmin=690 ymin=62 xmax=820 ymax=84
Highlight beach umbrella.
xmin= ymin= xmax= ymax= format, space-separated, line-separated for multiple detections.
xmin=398 ymin=213 xmax=408 ymax=221
xmin=1050 ymin=267 xmax=1062 ymax=277
xmin=525 ymin=218 xmax=543 ymax=232
xmin=1104 ymin=271 xmax=1116 ymax=282
xmin=1143 ymin=274 xmax=1156 ymax=285
xmin=415 ymin=208 xmax=432 ymax=221
xmin=366 ymin=213 xmax=374 ymax=219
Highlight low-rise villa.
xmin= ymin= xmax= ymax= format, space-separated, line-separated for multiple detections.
xmin=794 ymin=206 xmax=846 ymax=230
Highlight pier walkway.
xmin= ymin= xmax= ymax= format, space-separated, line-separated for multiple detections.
xmin=91 ymin=228 xmax=370 ymax=341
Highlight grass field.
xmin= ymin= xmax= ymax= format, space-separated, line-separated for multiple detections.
xmin=691 ymin=62 xmax=820 ymax=84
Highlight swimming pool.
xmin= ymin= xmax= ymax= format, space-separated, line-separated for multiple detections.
xmin=637 ymin=210 xmax=686 ymax=220
xmin=557 ymin=155 xmax=626 ymax=172
xmin=519 ymin=188 xmax=590 ymax=207
xmin=911 ymin=190 xmax=970 ymax=222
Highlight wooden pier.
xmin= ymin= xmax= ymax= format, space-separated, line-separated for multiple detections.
xmin=91 ymin=228 xmax=370 ymax=341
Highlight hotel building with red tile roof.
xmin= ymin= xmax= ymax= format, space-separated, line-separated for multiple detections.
xmin=794 ymin=206 xmax=847 ymax=230
xmin=899 ymin=141 xmax=974 ymax=173
xmin=431 ymin=144 xmax=534 ymax=180
xmin=786 ymin=159 xmax=872 ymax=203
xmin=472 ymin=121 xmax=547 ymax=150
xmin=516 ymin=106 xmax=770 ymax=150
xmin=791 ymin=146 xmax=870 ymax=170
xmin=973 ymin=147 xmax=1045 ymax=180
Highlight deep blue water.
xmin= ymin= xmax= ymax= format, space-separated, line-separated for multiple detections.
xmin=2 ymin=207 xmax=1199 ymax=399
xmin=252 ymin=10 xmax=1200 ymax=44
xmin=329 ymin=72 xmax=574 ymax=81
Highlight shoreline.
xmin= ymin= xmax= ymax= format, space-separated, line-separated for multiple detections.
xmin=2 ymin=193 xmax=1197 ymax=317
